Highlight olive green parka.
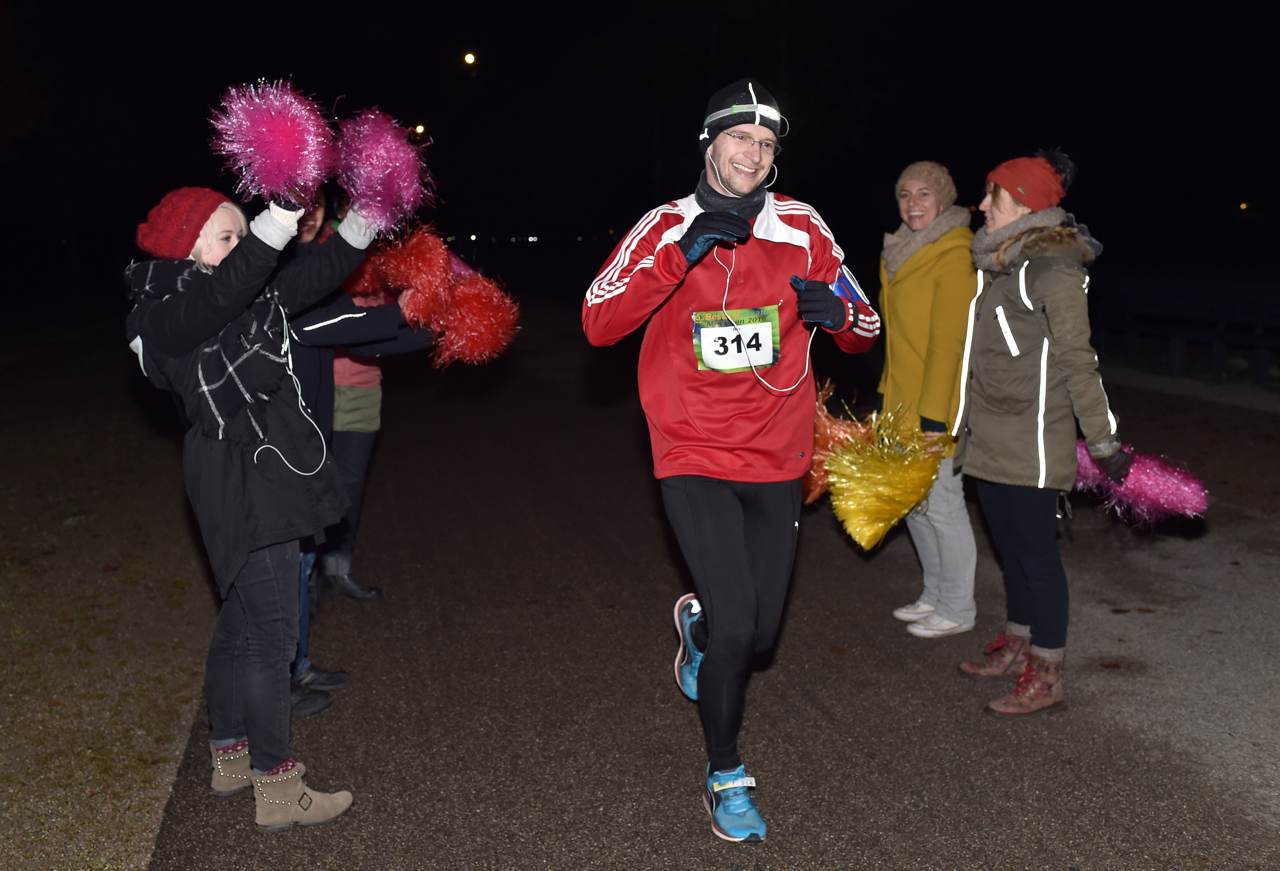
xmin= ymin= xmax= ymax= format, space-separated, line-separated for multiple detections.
xmin=952 ymin=226 xmax=1118 ymax=491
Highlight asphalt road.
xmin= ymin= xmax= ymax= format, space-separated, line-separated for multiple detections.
xmin=143 ymin=293 xmax=1279 ymax=870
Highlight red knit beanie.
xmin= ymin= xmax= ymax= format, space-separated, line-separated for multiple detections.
xmin=136 ymin=187 xmax=232 ymax=259
xmin=986 ymin=157 xmax=1066 ymax=212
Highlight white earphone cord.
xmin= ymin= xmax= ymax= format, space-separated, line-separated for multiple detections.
xmin=713 ymin=245 xmax=814 ymax=394
xmin=251 ymin=302 xmax=328 ymax=475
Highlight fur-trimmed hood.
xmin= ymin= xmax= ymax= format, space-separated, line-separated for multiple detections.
xmin=998 ymin=224 xmax=1096 ymax=268
xmin=972 ymin=207 xmax=1103 ymax=272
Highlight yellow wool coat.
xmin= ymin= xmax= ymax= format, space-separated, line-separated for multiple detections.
xmin=876 ymin=225 xmax=977 ymax=456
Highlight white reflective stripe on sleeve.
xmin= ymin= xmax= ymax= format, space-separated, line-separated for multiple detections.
xmin=1083 ymin=275 xmax=1091 ymax=294
xmin=301 ymin=313 xmax=366 ymax=331
xmin=129 ymin=335 xmax=146 ymax=375
xmin=1037 ymin=338 xmax=1049 ymax=488
xmin=1018 ymin=261 xmax=1033 ymax=309
xmin=995 ymin=305 xmax=1020 ymax=357
xmin=951 ymin=271 xmax=984 ymax=437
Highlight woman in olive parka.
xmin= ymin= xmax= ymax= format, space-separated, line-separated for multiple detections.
xmin=952 ymin=150 xmax=1132 ymax=717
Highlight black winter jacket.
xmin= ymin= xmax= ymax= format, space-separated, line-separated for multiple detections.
xmin=125 ymin=229 xmax=367 ymax=592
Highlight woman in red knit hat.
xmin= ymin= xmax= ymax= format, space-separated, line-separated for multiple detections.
xmin=950 ymin=150 xmax=1132 ymax=716
xmin=125 ymin=187 xmax=376 ymax=829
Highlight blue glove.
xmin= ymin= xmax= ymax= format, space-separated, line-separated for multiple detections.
xmin=679 ymin=211 xmax=751 ymax=264
xmin=791 ymin=275 xmax=848 ymax=329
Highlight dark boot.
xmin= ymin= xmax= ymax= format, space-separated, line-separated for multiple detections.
xmin=290 ymin=683 xmax=332 ymax=719
xmin=293 ymin=663 xmax=351 ymax=693
xmin=323 ymin=573 xmax=383 ymax=601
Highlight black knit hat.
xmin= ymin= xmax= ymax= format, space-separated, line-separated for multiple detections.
xmin=698 ymin=78 xmax=785 ymax=154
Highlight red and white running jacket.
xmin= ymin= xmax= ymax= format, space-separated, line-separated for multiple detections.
xmin=584 ymin=191 xmax=880 ymax=482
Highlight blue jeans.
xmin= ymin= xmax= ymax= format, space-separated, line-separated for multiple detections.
xmin=206 ymin=540 xmax=299 ymax=772
xmin=974 ymin=480 xmax=1069 ymax=650
xmin=293 ymin=549 xmax=317 ymax=677
xmin=320 ymin=430 xmax=377 ymax=576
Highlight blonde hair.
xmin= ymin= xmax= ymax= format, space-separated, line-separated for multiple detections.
xmin=190 ymin=202 xmax=249 ymax=269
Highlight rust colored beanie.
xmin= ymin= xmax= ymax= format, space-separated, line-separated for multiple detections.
xmin=895 ymin=161 xmax=957 ymax=209
xmin=986 ymin=157 xmax=1066 ymax=212
xmin=136 ymin=187 xmax=232 ymax=259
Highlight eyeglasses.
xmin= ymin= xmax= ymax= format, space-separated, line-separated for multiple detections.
xmin=721 ymin=130 xmax=781 ymax=156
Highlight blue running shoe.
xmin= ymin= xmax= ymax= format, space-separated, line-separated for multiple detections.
xmin=703 ymin=765 xmax=766 ymax=842
xmin=673 ymin=593 xmax=703 ymax=700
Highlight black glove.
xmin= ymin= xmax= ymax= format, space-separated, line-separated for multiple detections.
xmin=1094 ymin=448 xmax=1134 ymax=484
xmin=678 ymin=211 xmax=751 ymax=264
xmin=791 ymin=275 xmax=848 ymax=330
xmin=920 ymin=416 xmax=947 ymax=433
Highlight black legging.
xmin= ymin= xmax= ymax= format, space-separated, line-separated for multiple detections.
xmin=660 ymin=475 xmax=801 ymax=773
xmin=974 ymin=479 xmax=1069 ymax=650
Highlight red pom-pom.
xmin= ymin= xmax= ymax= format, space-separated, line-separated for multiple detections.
xmin=433 ymin=275 xmax=520 ymax=367
xmin=1074 ymin=439 xmax=1208 ymax=525
xmin=380 ymin=228 xmax=453 ymax=328
xmin=341 ymin=253 xmax=386 ymax=297
xmin=210 ymin=80 xmax=333 ymax=204
xmin=336 ymin=109 xmax=433 ymax=233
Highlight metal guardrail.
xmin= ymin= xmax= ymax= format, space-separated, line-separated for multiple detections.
xmin=1092 ymin=279 xmax=1280 ymax=384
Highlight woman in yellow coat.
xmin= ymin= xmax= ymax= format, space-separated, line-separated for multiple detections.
xmin=876 ymin=161 xmax=979 ymax=638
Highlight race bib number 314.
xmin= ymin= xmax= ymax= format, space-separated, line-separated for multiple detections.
xmin=692 ymin=305 xmax=781 ymax=373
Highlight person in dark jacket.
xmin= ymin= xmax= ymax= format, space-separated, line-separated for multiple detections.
xmin=125 ymin=186 xmax=374 ymax=830
xmin=275 ymin=204 xmax=433 ymax=718
xmin=951 ymin=151 xmax=1132 ymax=717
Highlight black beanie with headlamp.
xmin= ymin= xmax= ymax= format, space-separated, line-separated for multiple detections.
xmin=698 ymin=78 xmax=784 ymax=154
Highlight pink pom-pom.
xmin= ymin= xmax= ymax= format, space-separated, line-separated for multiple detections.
xmin=433 ymin=275 xmax=520 ymax=368
xmin=380 ymin=228 xmax=453 ymax=327
xmin=336 ymin=109 xmax=432 ymax=233
xmin=1075 ymin=440 xmax=1208 ymax=525
xmin=210 ymin=81 xmax=333 ymax=204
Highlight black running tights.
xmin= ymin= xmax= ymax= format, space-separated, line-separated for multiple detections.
xmin=660 ymin=475 xmax=801 ymax=773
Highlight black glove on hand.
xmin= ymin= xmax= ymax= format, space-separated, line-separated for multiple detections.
xmin=791 ymin=275 xmax=848 ymax=330
xmin=679 ymin=211 xmax=751 ymax=264
xmin=1095 ymin=448 xmax=1134 ymax=484
xmin=920 ymin=416 xmax=947 ymax=433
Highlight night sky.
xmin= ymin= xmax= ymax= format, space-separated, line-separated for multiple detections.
xmin=1 ymin=2 xmax=1271 ymax=340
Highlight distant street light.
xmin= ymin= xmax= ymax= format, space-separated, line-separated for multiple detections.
xmin=464 ymin=53 xmax=476 ymax=65
xmin=415 ymin=125 xmax=425 ymax=134
xmin=1240 ymin=202 xmax=1249 ymax=210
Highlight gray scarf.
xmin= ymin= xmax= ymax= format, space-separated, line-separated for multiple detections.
xmin=881 ymin=206 xmax=972 ymax=281
xmin=970 ymin=207 xmax=1067 ymax=272
xmin=695 ymin=173 xmax=767 ymax=220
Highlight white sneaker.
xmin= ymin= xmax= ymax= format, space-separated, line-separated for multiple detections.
xmin=892 ymin=600 xmax=936 ymax=622
xmin=906 ymin=612 xmax=975 ymax=638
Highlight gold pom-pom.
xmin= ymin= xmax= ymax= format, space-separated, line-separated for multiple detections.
xmin=826 ymin=406 xmax=949 ymax=550
xmin=802 ymin=380 xmax=871 ymax=505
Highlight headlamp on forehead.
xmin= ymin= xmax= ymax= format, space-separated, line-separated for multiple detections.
xmin=702 ymin=102 xmax=782 ymax=127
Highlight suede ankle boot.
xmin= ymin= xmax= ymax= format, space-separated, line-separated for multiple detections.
xmin=252 ymin=760 xmax=353 ymax=832
xmin=986 ymin=654 xmax=1066 ymax=717
xmin=958 ymin=632 xmax=1030 ymax=679
xmin=209 ymin=739 xmax=251 ymax=797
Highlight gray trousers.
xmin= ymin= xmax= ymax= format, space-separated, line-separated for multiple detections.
xmin=904 ymin=457 xmax=977 ymax=625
